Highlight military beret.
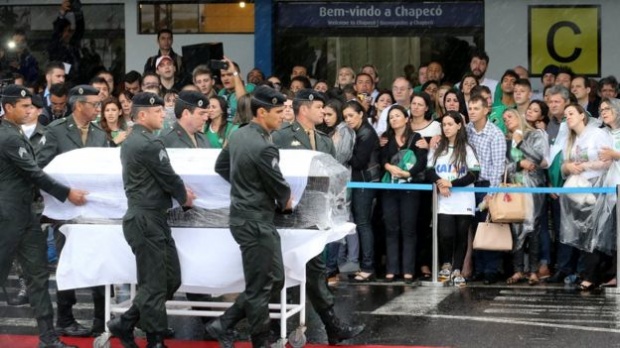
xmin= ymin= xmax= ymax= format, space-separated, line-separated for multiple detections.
xmin=294 ymin=89 xmax=326 ymax=103
xmin=69 ymin=84 xmax=99 ymax=97
xmin=31 ymin=95 xmax=45 ymax=109
xmin=1 ymin=84 xmax=32 ymax=99
xmin=176 ymin=90 xmax=209 ymax=109
xmin=132 ymin=92 xmax=165 ymax=107
xmin=252 ymin=85 xmax=286 ymax=107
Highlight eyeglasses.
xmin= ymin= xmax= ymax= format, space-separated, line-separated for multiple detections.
xmin=599 ymin=107 xmax=612 ymax=114
xmin=81 ymin=101 xmax=102 ymax=108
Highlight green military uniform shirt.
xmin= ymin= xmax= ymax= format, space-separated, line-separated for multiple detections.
xmin=121 ymin=124 xmax=187 ymax=211
xmin=160 ymin=122 xmax=210 ymax=149
xmin=36 ymin=114 xmax=109 ymax=168
xmin=272 ymin=120 xmax=336 ymax=157
xmin=215 ymin=122 xmax=290 ymax=217
xmin=0 ymin=119 xmax=69 ymax=211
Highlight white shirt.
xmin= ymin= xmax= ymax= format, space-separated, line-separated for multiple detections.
xmin=428 ymin=145 xmax=480 ymax=215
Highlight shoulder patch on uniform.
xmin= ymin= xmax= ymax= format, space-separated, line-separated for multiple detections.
xmin=159 ymin=149 xmax=168 ymax=162
xmin=18 ymin=147 xmax=27 ymax=158
xmin=39 ymin=135 xmax=46 ymax=146
xmin=271 ymin=157 xmax=278 ymax=168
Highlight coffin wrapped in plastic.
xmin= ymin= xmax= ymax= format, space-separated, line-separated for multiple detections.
xmin=42 ymin=148 xmax=349 ymax=230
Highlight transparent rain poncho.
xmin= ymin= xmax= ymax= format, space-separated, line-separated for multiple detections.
xmin=505 ymin=129 xmax=549 ymax=250
xmin=560 ymin=125 xmax=614 ymax=252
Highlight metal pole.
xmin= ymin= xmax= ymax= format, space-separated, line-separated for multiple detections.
xmin=607 ymin=184 xmax=620 ymax=294
xmin=422 ymin=183 xmax=443 ymax=287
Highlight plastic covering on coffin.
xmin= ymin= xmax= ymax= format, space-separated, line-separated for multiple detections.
xmin=42 ymin=148 xmax=350 ymax=230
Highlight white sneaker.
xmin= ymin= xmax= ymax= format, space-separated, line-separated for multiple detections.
xmin=438 ymin=263 xmax=452 ymax=281
xmin=452 ymin=269 xmax=466 ymax=287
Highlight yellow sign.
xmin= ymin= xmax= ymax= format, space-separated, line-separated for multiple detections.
xmin=529 ymin=6 xmax=600 ymax=76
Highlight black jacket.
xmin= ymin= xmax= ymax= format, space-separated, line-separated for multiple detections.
xmin=349 ymin=121 xmax=380 ymax=182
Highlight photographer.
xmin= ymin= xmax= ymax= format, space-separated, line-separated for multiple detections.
xmin=217 ymin=56 xmax=254 ymax=120
xmin=47 ymin=0 xmax=85 ymax=84
xmin=6 ymin=29 xmax=39 ymax=85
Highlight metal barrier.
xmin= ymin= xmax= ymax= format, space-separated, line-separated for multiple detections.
xmin=346 ymin=182 xmax=620 ymax=290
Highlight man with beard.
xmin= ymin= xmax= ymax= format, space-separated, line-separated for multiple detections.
xmin=39 ymin=83 xmax=70 ymax=126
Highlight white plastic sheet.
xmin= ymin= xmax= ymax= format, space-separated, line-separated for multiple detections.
xmin=56 ymin=223 xmax=355 ymax=293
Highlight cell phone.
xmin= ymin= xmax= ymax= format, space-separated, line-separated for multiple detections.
xmin=209 ymin=59 xmax=229 ymax=71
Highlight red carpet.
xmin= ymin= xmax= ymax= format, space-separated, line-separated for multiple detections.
xmin=0 ymin=334 xmax=442 ymax=348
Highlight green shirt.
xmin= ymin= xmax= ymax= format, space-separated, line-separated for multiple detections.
xmin=205 ymin=122 xmax=235 ymax=148
xmin=218 ymin=83 xmax=256 ymax=121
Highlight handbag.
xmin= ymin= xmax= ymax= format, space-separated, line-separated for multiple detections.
xmin=380 ymin=135 xmax=420 ymax=183
xmin=473 ymin=216 xmax=513 ymax=251
xmin=489 ymin=170 xmax=526 ymax=223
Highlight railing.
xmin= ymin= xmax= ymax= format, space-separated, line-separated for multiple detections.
xmin=345 ymin=182 xmax=620 ymax=290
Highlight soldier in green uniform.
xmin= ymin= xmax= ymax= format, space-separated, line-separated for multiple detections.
xmin=272 ymin=89 xmax=364 ymax=343
xmin=37 ymin=85 xmax=109 ymax=167
xmin=0 ymin=84 xmax=88 ymax=348
xmin=36 ymin=85 xmax=108 ymax=337
xmin=207 ymin=86 xmax=292 ymax=348
xmin=106 ymin=92 xmax=195 ymax=348
xmin=160 ymin=90 xmax=210 ymax=149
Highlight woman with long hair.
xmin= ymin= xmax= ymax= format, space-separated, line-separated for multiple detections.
xmin=502 ymin=108 xmax=549 ymax=285
xmin=118 ymin=90 xmax=134 ymax=125
xmin=560 ymin=103 xmax=613 ymax=290
xmin=409 ymin=91 xmax=441 ymax=279
xmin=322 ymin=99 xmax=355 ymax=165
xmin=369 ymin=90 xmax=394 ymax=133
xmin=98 ymin=97 xmax=128 ymax=147
xmin=435 ymin=84 xmax=452 ymax=118
xmin=204 ymin=96 xmax=232 ymax=148
xmin=459 ymin=73 xmax=478 ymax=105
xmin=443 ymin=88 xmax=469 ymax=122
xmin=426 ymin=111 xmax=479 ymax=286
xmin=525 ymin=100 xmax=550 ymax=131
xmin=381 ymin=104 xmax=427 ymax=283
xmin=343 ymin=100 xmax=381 ymax=282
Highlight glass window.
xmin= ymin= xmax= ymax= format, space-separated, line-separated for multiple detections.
xmin=138 ymin=1 xmax=254 ymax=34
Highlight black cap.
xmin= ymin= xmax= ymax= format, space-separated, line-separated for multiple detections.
xmin=176 ymin=90 xmax=209 ymax=109
xmin=294 ymin=88 xmax=326 ymax=103
xmin=542 ymin=64 xmax=559 ymax=76
xmin=252 ymin=85 xmax=286 ymax=107
xmin=69 ymin=84 xmax=100 ymax=97
xmin=1 ymin=84 xmax=32 ymax=99
xmin=132 ymin=92 xmax=165 ymax=107
xmin=31 ymin=95 xmax=45 ymax=109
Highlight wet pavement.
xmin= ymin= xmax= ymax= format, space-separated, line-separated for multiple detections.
xmin=166 ymin=280 xmax=620 ymax=348
xmin=3 ymin=277 xmax=620 ymax=347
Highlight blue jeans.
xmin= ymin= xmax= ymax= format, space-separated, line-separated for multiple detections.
xmin=351 ymin=188 xmax=376 ymax=273
xmin=325 ymin=241 xmax=341 ymax=275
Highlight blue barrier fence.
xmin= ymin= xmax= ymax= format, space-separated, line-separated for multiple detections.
xmin=346 ymin=182 xmax=617 ymax=194
xmin=344 ymin=181 xmax=620 ymax=289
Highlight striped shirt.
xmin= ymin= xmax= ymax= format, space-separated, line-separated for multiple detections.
xmin=466 ymin=120 xmax=506 ymax=187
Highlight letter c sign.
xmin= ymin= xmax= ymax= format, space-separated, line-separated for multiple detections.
xmin=529 ymin=6 xmax=600 ymax=76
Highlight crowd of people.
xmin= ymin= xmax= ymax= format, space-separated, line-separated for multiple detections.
xmin=1 ymin=3 xmax=620 ymax=345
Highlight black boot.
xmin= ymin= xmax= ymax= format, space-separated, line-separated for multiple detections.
xmin=205 ymin=318 xmax=235 ymax=348
xmin=36 ymin=317 xmax=78 ymax=348
xmin=146 ymin=332 xmax=168 ymax=348
xmin=107 ymin=317 xmax=138 ymax=348
xmin=250 ymin=332 xmax=272 ymax=348
xmin=7 ymin=276 xmax=29 ymax=306
xmin=318 ymin=308 xmax=365 ymax=345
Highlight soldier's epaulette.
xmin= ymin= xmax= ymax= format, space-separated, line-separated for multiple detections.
xmin=280 ymin=122 xmax=293 ymax=131
xmin=90 ymin=121 xmax=104 ymax=131
xmin=47 ymin=117 xmax=68 ymax=127
xmin=315 ymin=129 xmax=329 ymax=137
